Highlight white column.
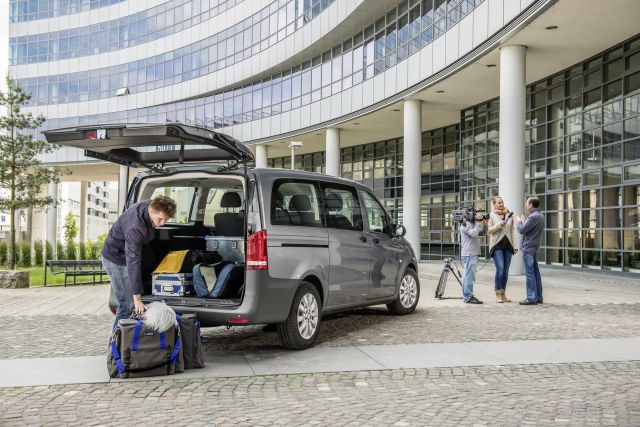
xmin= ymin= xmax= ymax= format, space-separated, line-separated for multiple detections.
xmin=499 ymin=45 xmax=526 ymax=275
xmin=46 ymin=182 xmax=58 ymax=249
xmin=403 ymin=99 xmax=422 ymax=258
xmin=79 ymin=181 xmax=87 ymax=243
xmin=118 ymin=165 xmax=129 ymax=214
xmin=255 ymin=145 xmax=268 ymax=168
xmin=325 ymin=128 xmax=341 ymax=177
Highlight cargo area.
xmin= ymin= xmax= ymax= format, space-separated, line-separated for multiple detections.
xmin=136 ymin=172 xmax=250 ymax=306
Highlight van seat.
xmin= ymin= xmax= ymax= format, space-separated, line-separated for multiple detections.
xmin=214 ymin=192 xmax=244 ymax=236
xmin=323 ymin=191 xmax=355 ymax=230
xmin=288 ymin=195 xmax=317 ymax=226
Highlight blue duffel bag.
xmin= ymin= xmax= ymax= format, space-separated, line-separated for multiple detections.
xmin=107 ymin=319 xmax=183 ymax=379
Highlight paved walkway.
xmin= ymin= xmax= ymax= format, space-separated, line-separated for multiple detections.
xmin=1 ymin=261 xmax=638 ymax=316
xmin=1 ymin=262 xmax=639 ymax=425
xmin=2 ymin=337 xmax=639 ymax=388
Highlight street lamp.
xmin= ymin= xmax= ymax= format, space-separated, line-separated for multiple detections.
xmin=288 ymin=141 xmax=303 ymax=170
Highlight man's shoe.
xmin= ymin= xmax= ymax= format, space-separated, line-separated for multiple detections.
xmin=466 ymin=296 xmax=483 ymax=304
xmin=519 ymin=300 xmax=538 ymax=305
xmin=496 ymin=290 xmax=503 ymax=303
xmin=537 ymin=298 xmax=543 ymax=304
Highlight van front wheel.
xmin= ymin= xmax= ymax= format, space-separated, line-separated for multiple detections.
xmin=387 ymin=268 xmax=420 ymax=315
xmin=277 ymin=282 xmax=322 ymax=350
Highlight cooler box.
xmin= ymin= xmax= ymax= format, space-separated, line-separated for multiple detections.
xmin=205 ymin=236 xmax=245 ymax=263
xmin=152 ymin=273 xmax=194 ymax=297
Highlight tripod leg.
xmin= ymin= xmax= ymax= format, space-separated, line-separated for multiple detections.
xmin=435 ymin=268 xmax=450 ymax=299
xmin=450 ymin=266 xmax=463 ymax=287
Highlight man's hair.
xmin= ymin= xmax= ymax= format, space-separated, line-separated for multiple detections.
xmin=527 ymin=197 xmax=540 ymax=208
xmin=149 ymin=196 xmax=177 ymax=217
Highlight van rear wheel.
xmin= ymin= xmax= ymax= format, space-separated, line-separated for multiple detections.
xmin=277 ymin=282 xmax=322 ymax=350
xmin=387 ymin=268 xmax=420 ymax=315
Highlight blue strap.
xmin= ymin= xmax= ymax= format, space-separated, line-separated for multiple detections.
xmin=131 ymin=320 xmax=143 ymax=351
xmin=159 ymin=332 xmax=166 ymax=349
xmin=171 ymin=335 xmax=181 ymax=365
xmin=110 ymin=340 xmax=125 ymax=374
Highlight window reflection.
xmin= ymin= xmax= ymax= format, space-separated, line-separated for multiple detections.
xmin=17 ymin=0 xmax=482 ymax=116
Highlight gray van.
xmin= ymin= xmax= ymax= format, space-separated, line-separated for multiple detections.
xmin=44 ymin=123 xmax=420 ymax=350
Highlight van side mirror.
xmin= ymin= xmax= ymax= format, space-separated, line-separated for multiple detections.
xmin=393 ymin=224 xmax=406 ymax=237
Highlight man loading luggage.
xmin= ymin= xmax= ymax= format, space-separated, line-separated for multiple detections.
xmin=102 ymin=195 xmax=177 ymax=329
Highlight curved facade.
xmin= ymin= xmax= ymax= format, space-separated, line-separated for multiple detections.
xmin=8 ymin=0 xmax=640 ymax=273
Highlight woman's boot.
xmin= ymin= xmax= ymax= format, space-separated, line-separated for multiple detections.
xmin=496 ymin=290 xmax=503 ymax=303
xmin=501 ymin=289 xmax=512 ymax=303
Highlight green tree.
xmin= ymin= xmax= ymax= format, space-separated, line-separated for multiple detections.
xmin=63 ymin=212 xmax=78 ymax=259
xmin=0 ymin=77 xmax=64 ymax=269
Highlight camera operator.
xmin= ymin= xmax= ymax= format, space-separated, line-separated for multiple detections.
xmin=459 ymin=211 xmax=488 ymax=304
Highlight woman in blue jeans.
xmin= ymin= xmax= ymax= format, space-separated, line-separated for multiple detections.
xmin=487 ymin=196 xmax=519 ymax=303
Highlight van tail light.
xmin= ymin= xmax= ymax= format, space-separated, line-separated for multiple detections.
xmin=247 ymin=229 xmax=268 ymax=270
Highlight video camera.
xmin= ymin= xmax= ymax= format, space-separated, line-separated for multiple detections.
xmin=451 ymin=204 xmax=490 ymax=224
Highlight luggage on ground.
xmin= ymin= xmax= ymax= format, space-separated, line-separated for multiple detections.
xmin=177 ymin=313 xmax=205 ymax=369
xmin=107 ymin=319 xmax=184 ymax=378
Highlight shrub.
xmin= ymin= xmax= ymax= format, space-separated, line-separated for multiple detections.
xmin=78 ymin=242 xmax=87 ymax=260
xmin=33 ymin=240 xmax=44 ymax=266
xmin=87 ymin=240 xmax=101 ymax=260
xmin=17 ymin=242 xmax=32 ymax=267
xmin=66 ymin=242 xmax=77 ymax=260
xmin=44 ymin=241 xmax=54 ymax=261
xmin=56 ymin=241 xmax=65 ymax=260
xmin=0 ymin=242 xmax=7 ymax=266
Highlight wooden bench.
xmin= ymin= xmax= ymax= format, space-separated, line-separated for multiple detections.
xmin=44 ymin=260 xmax=108 ymax=287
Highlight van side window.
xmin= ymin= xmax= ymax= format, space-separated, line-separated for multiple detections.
xmin=149 ymin=186 xmax=196 ymax=224
xmin=271 ymin=180 xmax=322 ymax=227
xmin=362 ymin=191 xmax=391 ymax=234
xmin=320 ymin=184 xmax=363 ymax=231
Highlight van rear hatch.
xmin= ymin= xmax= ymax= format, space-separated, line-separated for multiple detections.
xmin=42 ymin=123 xmax=254 ymax=168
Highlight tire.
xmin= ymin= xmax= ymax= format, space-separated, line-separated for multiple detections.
xmin=387 ymin=268 xmax=420 ymax=315
xmin=277 ymin=282 xmax=322 ymax=350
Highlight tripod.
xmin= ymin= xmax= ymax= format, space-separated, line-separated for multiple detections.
xmin=435 ymin=257 xmax=463 ymax=299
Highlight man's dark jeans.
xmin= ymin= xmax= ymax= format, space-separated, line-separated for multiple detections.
xmin=522 ymin=250 xmax=542 ymax=302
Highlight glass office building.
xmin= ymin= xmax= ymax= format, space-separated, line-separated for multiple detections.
xmin=7 ymin=0 xmax=640 ymax=273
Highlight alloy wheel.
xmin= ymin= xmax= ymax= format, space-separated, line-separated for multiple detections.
xmin=296 ymin=293 xmax=319 ymax=340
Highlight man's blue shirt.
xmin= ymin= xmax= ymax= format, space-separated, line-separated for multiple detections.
xmin=517 ymin=208 xmax=544 ymax=253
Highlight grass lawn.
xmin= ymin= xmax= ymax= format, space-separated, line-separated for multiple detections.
xmin=18 ymin=266 xmax=65 ymax=287
xmin=10 ymin=267 xmax=107 ymax=287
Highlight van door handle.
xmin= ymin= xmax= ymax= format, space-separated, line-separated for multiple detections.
xmin=359 ymin=235 xmax=367 ymax=242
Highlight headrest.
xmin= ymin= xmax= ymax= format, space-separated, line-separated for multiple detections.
xmin=288 ymin=194 xmax=311 ymax=211
xmin=274 ymin=191 xmax=284 ymax=208
xmin=221 ymin=192 xmax=242 ymax=208
xmin=324 ymin=192 xmax=343 ymax=211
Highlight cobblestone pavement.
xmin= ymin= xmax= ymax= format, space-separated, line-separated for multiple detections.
xmin=3 ymin=303 xmax=640 ymax=359
xmin=1 ymin=361 xmax=639 ymax=426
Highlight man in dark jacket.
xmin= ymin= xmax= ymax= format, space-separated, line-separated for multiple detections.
xmin=516 ymin=196 xmax=545 ymax=305
xmin=102 ymin=195 xmax=177 ymax=329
